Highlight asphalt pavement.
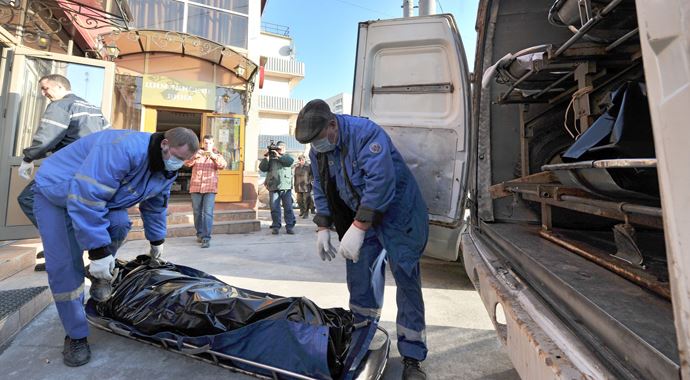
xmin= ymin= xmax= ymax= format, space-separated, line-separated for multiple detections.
xmin=0 ymin=210 xmax=518 ymax=379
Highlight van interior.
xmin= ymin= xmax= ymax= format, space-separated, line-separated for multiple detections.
xmin=476 ymin=0 xmax=676 ymax=378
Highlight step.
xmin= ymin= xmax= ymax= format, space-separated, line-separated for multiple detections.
xmin=0 ymin=286 xmax=52 ymax=348
xmin=130 ymin=210 xmax=257 ymax=228
xmin=130 ymin=201 xmax=256 ymax=214
xmin=0 ymin=246 xmax=38 ymax=282
xmin=127 ymin=220 xmax=261 ymax=241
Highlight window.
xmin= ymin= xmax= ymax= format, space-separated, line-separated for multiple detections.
xmin=187 ymin=5 xmax=248 ymax=48
xmin=130 ymin=0 xmax=185 ymax=32
xmin=13 ymin=58 xmax=105 ymax=156
xmin=207 ymin=116 xmax=242 ymax=170
xmin=129 ymin=0 xmax=249 ymax=49
xmin=112 ymin=75 xmax=143 ymax=131
xmin=215 ymin=87 xmax=244 ymax=114
xmin=192 ymin=0 xmax=248 ymax=13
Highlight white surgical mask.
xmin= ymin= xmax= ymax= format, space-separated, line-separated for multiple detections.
xmin=165 ymin=156 xmax=184 ymax=171
xmin=311 ymin=136 xmax=335 ymax=153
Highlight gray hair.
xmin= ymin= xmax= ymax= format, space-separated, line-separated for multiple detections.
xmin=165 ymin=127 xmax=199 ymax=152
xmin=39 ymin=74 xmax=71 ymax=90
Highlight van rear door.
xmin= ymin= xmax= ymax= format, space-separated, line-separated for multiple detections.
xmin=352 ymin=14 xmax=471 ymax=260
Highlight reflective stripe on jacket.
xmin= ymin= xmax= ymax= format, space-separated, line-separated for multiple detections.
xmin=34 ymin=130 xmax=175 ymax=250
xmin=23 ymin=94 xmax=110 ymax=162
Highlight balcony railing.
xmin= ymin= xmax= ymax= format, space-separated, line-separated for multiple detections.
xmin=261 ymin=22 xmax=290 ymax=37
xmin=258 ymin=95 xmax=305 ymax=114
xmin=264 ymin=57 xmax=304 ymax=77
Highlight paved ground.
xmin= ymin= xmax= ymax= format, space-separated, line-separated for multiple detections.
xmin=0 ymin=211 xmax=518 ymax=379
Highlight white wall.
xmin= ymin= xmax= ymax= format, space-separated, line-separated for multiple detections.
xmin=244 ymin=0 xmax=263 ymax=175
xmin=258 ymin=114 xmax=291 ymax=135
xmin=258 ymin=32 xmax=293 ymax=58
xmin=261 ymin=77 xmax=291 ymax=97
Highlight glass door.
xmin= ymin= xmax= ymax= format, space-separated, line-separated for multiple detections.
xmin=202 ymin=113 xmax=244 ymax=202
xmin=0 ymin=47 xmax=115 ymax=240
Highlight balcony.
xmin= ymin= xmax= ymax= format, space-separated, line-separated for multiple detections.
xmin=261 ymin=22 xmax=290 ymax=37
xmin=258 ymin=95 xmax=305 ymax=115
xmin=264 ymin=56 xmax=304 ymax=78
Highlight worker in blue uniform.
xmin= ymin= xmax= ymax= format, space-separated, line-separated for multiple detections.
xmin=16 ymin=74 xmax=110 ymax=270
xmin=32 ymin=127 xmax=198 ymax=367
xmin=295 ymin=99 xmax=429 ymax=380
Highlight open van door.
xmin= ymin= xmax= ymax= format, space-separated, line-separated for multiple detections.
xmin=637 ymin=2 xmax=690 ymax=377
xmin=352 ymin=14 xmax=471 ymax=261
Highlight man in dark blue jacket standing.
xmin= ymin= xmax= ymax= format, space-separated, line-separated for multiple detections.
xmin=295 ymin=100 xmax=429 ymax=380
xmin=16 ymin=74 xmax=110 ymax=269
xmin=32 ymin=127 xmax=198 ymax=367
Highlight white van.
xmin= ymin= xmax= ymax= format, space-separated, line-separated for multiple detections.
xmin=351 ymin=2 xmax=689 ymax=379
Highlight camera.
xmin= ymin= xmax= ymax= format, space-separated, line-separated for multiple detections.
xmin=267 ymin=140 xmax=280 ymax=158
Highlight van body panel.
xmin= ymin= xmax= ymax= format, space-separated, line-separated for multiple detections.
xmin=352 ymin=15 xmax=471 ymax=226
xmin=637 ymin=1 xmax=690 ymax=377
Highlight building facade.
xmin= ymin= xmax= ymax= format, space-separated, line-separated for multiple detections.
xmin=0 ymin=0 xmax=132 ymax=240
xmin=325 ymin=92 xmax=352 ymax=115
xmin=254 ymin=23 xmax=306 ymax=162
xmin=0 ymin=0 xmax=267 ymax=240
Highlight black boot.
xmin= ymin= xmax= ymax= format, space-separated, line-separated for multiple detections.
xmin=402 ymin=357 xmax=426 ymax=380
xmin=62 ymin=336 xmax=91 ymax=367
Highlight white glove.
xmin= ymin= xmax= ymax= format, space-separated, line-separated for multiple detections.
xmin=18 ymin=161 xmax=34 ymax=180
xmin=338 ymin=224 xmax=366 ymax=263
xmin=89 ymin=255 xmax=115 ymax=281
xmin=149 ymin=242 xmax=164 ymax=259
xmin=316 ymin=229 xmax=337 ymax=261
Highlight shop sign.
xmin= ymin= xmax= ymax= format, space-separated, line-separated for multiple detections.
xmin=142 ymin=75 xmax=214 ymax=110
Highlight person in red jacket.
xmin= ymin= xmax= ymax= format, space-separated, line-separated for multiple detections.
xmin=185 ymin=135 xmax=227 ymax=248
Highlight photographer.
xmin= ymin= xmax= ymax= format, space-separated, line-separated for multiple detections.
xmin=259 ymin=141 xmax=296 ymax=234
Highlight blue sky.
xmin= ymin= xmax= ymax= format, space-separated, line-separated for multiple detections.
xmin=262 ymin=0 xmax=479 ymax=101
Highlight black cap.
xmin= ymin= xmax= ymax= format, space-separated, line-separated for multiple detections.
xmin=295 ymin=99 xmax=334 ymax=143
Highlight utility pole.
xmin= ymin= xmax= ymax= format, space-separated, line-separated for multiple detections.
xmin=402 ymin=0 xmax=414 ymax=18
xmin=418 ymin=0 xmax=436 ymax=16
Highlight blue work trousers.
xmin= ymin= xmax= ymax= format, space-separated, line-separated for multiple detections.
xmin=269 ymin=189 xmax=295 ymax=230
xmin=17 ymin=180 xmax=37 ymax=227
xmin=191 ymin=192 xmax=216 ymax=240
xmin=346 ymin=189 xmax=430 ymax=361
xmin=33 ymin=188 xmax=131 ymax=339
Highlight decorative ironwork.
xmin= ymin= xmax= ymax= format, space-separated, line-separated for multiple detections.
xmin=1 ymin=0 xmax=130 ymax=44
xmin=100 ymin=29 xmax=257 ymax=81
xmin=105 ymin=30 xmax=243 ymax=60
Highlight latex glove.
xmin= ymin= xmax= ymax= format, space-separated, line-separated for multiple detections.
xmin=89 ymin=255 xmax=115 ymax=281
xmin=149 ymin=242 xmax=164 ymax=259
xmin=316 ymin=229 xmax=337 ymax=261
xmin=18 ymin=161 xmax=34 ymax=180
xmin=338 ymin=224 xmax=366 ymax=263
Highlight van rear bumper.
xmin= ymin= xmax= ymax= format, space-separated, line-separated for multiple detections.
xmin=461 ymin=229 xmax=615 ymax=380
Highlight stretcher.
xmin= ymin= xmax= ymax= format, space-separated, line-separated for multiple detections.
xmin=85 ymin=256 xmax=390 ymax=380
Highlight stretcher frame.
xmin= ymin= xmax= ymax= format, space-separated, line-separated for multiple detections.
xmin=86 ymin=311 xmax=390 ymax=380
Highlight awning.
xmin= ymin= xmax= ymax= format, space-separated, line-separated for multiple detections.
xmin=100 ymin=29 xmax=258 ymax=84
xmin=0 ymin=0 xmax=131 ymax=36
xmin=1 ymin=0 xmax=130 ymax=54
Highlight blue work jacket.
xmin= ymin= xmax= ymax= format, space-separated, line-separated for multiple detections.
xmin=34 ymin=130 xmax=175 ymax=250
xmin=310 ymin=114 xmax=426 ymax=228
